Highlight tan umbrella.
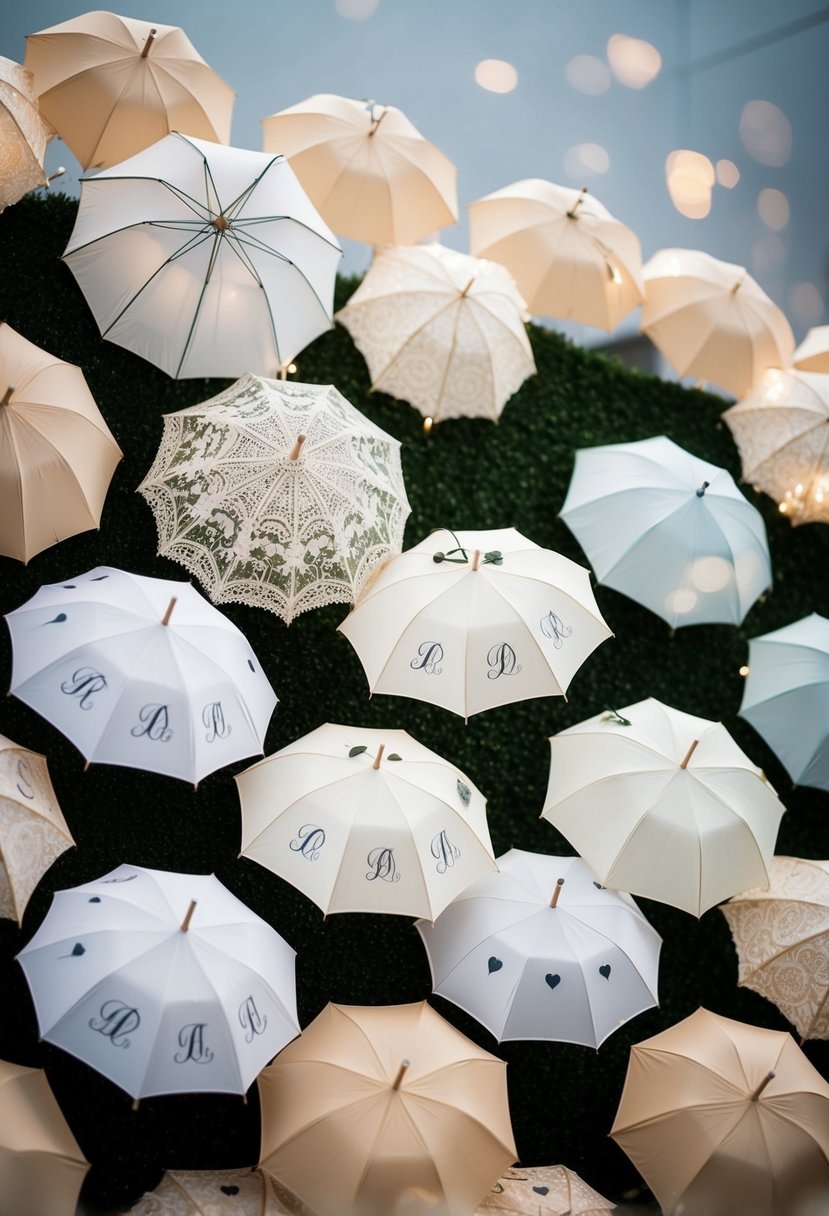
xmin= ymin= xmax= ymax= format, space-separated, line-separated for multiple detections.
xmin=723 ymin=368 xmax=829 ymax=524
xmin=721 ymin=856 xmax=829 ymax=1042
xmin=0 ymin=56 xmax=51 ymax=210
xmin=642 ymin=247 xmax=795 ymax=398
xmin=610 ymin=1007 xmax=829 ymax=1216
xmin=129 ymin=1167 xmax=312 ymax=1215
xmin=336 ymin=243 xmax=535 ymax=424
xmin=477 ymin=1165 xmax=614 ymax=1216
xmin=0 ymin=732 xmax=74 ymax=925
xmin=469 ymin=180 xmax=644 ymax=331
xmin=793 ymin=325 xmax=829 ymax=372
xmin=262 ymin=93 xmax=457 ymax=245
xmin=24 ymin=10 xmax=234 ymax=170
xmin=0 ymin=1058 xmax=89 ymax=1216
xmin=258 ymin=1001 xmax=517 ymax=1216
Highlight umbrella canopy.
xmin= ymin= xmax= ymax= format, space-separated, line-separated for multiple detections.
xmin=0 ymin=322 xmax=122 ymax=562
xmin=723 ymin=368 xmax=829 ymax=525
xmin=338 ymin=526 xmax=612 ymax=719
xmin=477 ymin=1165 xmax=614 ymax=1216
xmin=258 ymin=1000 xmax=517 ymax=1216
xmin=138 ymin=374 xmax=410 ymax=624
xmin=262 ymin=93 xmax=457 ymax=246
xmin=5 ymin=566 xmax=277 ymax=784
xmin=468 ymin=180 xmax=644 ymax=331
xmin=0 ymin=732 xmax=74 ymax=925
xmin=738 ymin=612 xmax=829 ymax=791
xmin=610 ymin=1007 xmax=829 ymax=1216
xmin=129 ymin=1167 xmax=312 ymax=1215
xmin=541 ymin=697 xmax=785 ymax=916
xmin=642 ymin=247 xmax=794 ymax=398
xmin=335 ymin=242 xmax=535 ymax=423
xmin=0 ymin=1058 xmax=88 ymax=1216
xmin=559 ymin=434 xmax=772 ymax=628
xmin=236 ymin=723 xmax=496 ymax=919
xmin=0 ymin=56 xmax=50 ymax=210
xmin=793 ymin=325 xmax=829 ymax=372
xmin=62 ymin=132 xmax=342 ymax=379
xmin=416 ymin=850 xmax=660 ymax=1047
xmin=721 ymin=856 xmax=829 ymax=1042
xmin=17 ymin=864 xmax=299 ymax=1101
xmin=24 ymin=10 xmax=234 ymax=170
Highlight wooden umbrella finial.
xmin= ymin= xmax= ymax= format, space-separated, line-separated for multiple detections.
xmin=391 ymin=1059 xmax=410 ymax=1091
xmin=180 ymin=899 xmax=197 ymax=932
xmin=288 ymin=434 xmax=306 ymax=461
xmin=679 ymin=739 xmax=699 ymax=769
xmin=161 ymin=597 xmax=177 ymax=626
xmin=141 ymin=28 xmax=157 ymax=57
xmin=550 ymin=878 xmax=565 ymax=908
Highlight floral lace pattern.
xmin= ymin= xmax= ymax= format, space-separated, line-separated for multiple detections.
xmin=129 ymin=1167 xmax=313 ymax=1215
xmin=0 ymin=59 xmax=50 ymax=211
xmin=478 ymin=1163 xmax=614 ymax=1215
xmin=139 ymin=375 xmax=410 ymax=624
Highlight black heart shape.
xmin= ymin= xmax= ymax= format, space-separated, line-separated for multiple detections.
xmin=247 ymin=660 xmax=255 ymax=672
xmin=71 ymin=942 xmax=85 ymax=956
xmin=88 ymin=897 xmax=101 ymax=903
xmin=220 ymin=1185 xmax=240 ymax=1195
xmin=45 ymin=613 xmax=67 ymax=624
xmin=533 ymin=1186 xmax=550 ymax=1195
xmin=599 ymin=964 xmax=611 ymax=980
xmin=488 ymin=956 xmax=503 ymax=974
xmin=545 ymin=973 xmax=561 ymax=990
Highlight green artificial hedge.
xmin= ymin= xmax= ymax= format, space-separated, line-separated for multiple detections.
xmin=0 ymin=193 xmax=826 ymax=1213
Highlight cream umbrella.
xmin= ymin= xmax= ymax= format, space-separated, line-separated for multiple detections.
xmin=0 ymin=732 xmax=74 ymax=925
xmin=128 ymin=1167 xmax=313 ymax=1215
xmin=338 ymin=526 xmax=612 ymax=719
xmin=0 ymin=56 xmax=51 ymax=210
xmin=0 ymin=322 xmax=122 ymax=562
xmin=721 ymin=857 xmax=829 ymax=1042
xmin=642 ymin=248 xmax=794 ymax=398
xmin=0 ymin=1059 xmax=89 ymax=1216
xmin=793 ymin=325 xmax=829 ymax=372
xmin=24 ymin=10 xmax=234 ymax=170
xmin=477 ymin=1165 xmax=614 ymax=1216
xmin=138 ymin=374 xmax=410 ymax=623
xmin=469 ymin=180 xmax=643 ymax=331
xmin=541 ymin=697 xmax=785 ymax=916
xmin=610 ymin=1008 xmax=829 ymax=1216
xmin=258 ymin=1000 xmax=517 ymax=1216
xmin=262 ymin=93 xmax=457 ymax=246
xmin=236 ymin=723 xmax=496 ymax=919
xmin=723 ymin=368 xmax=829 ymax=525
xmin=335 ymin=243 xmax=535 ymax=424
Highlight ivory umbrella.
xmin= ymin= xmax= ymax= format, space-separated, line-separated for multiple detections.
xmin=793 ymin=325 xmax=829 ymax=372
xmin=477 ymin=1165 xmax=615 ymax=1216
xmin=0 ymin=56 xmax=51 ymax=210
xmin=128 ymin=1167 xmax=313 ymax=1215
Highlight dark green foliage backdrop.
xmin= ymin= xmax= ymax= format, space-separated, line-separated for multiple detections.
xmin=0 ymin=194 xmax=826 ymax=1213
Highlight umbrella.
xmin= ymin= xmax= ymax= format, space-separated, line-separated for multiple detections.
xmin=559 ymin=434 xmax=772 ymax=628
xmin=642 ymin=247 xmax=794 ymax=398
xmin=16 ymin=863 xmax=299 ymax=1101
xmin=0 ymin=732 xmax=74 ymax=925
xmin=0 ymin=322 xmax=122 ymax=562
xmin=258 ymin=1000 xmax=517 ymax=1216
xmin=610 ymin=1007 xmax=829 ymax=1216
xmin=137 ymin=374 xmax=410 ymax=624
xmin=62 ymin=132 xmax=342 ymax=379
xmin=338 ymin=526 xmax=612 ymax=719
xmin=468 ymin=180 xmax=644 ymax=331
xmin=0 ymin=56 xmax=50 ymax=210
xmin=721 ymin=856 xmax=829 ymax=1042
xmin=477 ymin=1164 xmax=614 ymax=1216
xmin=24 ymin=10 xmax=234 ymax=170
xmin=541 ymin=697 xmax=785 ymax=916
xmin=738 ymin=611 xmax=829 ymax=791
xmin=793 ymin=325 xmax=829 ymax=372
xmin=4 ymin=565 xmax=277 ymax=784
xmin=0 ymin=1058 xmax=89 ymax=1216
xmin=262 ymin=93 xmax=457 ymax=246
xmin=335 ymin=242 xmax=535 ymax=424
xmin=129 ymin=1167 xmax=312 ymax=1215
xmin=416 ymin=850 xmax=660 ymax=1047
xmin=236 ymin=723 xmax=496 ymax=919
xmin=723 ymin=368 xmax=829 ymax=525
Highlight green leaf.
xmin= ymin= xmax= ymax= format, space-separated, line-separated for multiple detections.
xmin=387 ymin=753 xmax=402 ymax=761
xmin=348 ymin=745 xmax=367 ymax=757
xmin=457 ymin=779 xmax=472 ymax=806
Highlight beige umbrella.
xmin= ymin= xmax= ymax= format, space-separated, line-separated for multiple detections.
xmin=24 ymin=10 xmax=234 ymax=170
xmin=0 ymin=732 xmax=74 ymax=925
xmin=0 ymin=1058 xmax=89 ymax=1216
xmin=262 ymin=93 xmax=457 ymax=246
xmin=0 ymin=322 xmax=122 ymax=562
xmin=0 ymin=56 xmax=51 ymax=210
xmin=477 ymin=1165 xmax=614 ymax=1216
xmin=793 ymin=325 xmax=829 ymax=372
xmin=721 ymin=856 xmax=829 ymax=1042
xmin=469 ymin=180 xmax=644 ymax=331
xmin=129 ymin=1167 xmax=312 ymax=1215
xmin=642 ymin=247 xmax=795 ymax=398
xmin=723 ymin=368 xmax=829 ymax=525
xmin=258 ymin=1000 xmax=517 ymax=1216
xmin=336 ymin=243 xmax=535 ymax=424
xmin=610 ymin=1007 xmax=829 ymax=1216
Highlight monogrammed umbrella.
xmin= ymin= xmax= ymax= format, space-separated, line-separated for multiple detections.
xmin=16 ymin=864 xmax=299 ymax=1101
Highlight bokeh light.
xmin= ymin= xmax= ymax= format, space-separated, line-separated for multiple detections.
xmin=691 ymin=556 xmax=733 ymax=594
xmin=665 ymin=588 xmax=698 ymax=616
xmin=474 ymin=59 xmax=519 ymax=94
xmin=566 ymin=54 xmax=611 ymax=95
xmin=715 ymin=159 xmax=740 ymax=189
xmin=739 ymin=100 xmax=792 ymax=166
xmin=790 ymin=282 xmax=824 ymax=325
xmin=563 ymin=143 xmax=610 ymax=177
xmin=607 ymin=34 xmax=661 ymax=88
xmin=757 ymin=188 xmax=790 ymax=231
xmin=334 ymin=0 xmax=380 ymax=19
xmin=666 ymin=150 xmax=715 ymax=219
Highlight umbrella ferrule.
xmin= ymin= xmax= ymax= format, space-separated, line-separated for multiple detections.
xmin=373 ymin=744 xmax=385 ymax=769
xmin=212 ymin=213 xmax=230 ymax=231
xmin=750 ymin=1070 xmax=775 ymax=1100
xmin=368 ymin=106 xmax=388 ymax=136
xmin=0 ymin=385 xmax=14 ymax=407
xmin=288 ymin=434 xmax=306 ymax=461
xmin=550 ymin=877 xmax=565 ymax=907
xmin=140 ymin=28 xmax=158 ymax=58
xmin=566 ymin=187 xmax=588 ymax=218
xmin=679 ymin=739 xmax=699 ymax=769
xmin=161 ymin=597 xmax=177 ymax=626
xmin=471 ymin=550 xmax=482 ymax=571
xmin=180 ymin=899 xmax=197 ymax=932
xmin=696 ymin=481 xmax=710 ymax=497
xmin=391 ymin=1059 xmax=410 ymax=1090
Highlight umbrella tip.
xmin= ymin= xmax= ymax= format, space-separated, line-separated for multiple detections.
xmin=180 ymin=899 xmax=197 ymax=932
xmin=140 ymin=28 xmax=157 ymax=57
xmin=679 ymin=739 xmax=699 ymax=769
xmin=392 ymin=1059 xmax=410 ymax=1091
xmin=288 ymin=434 xmax=306 ymax=461
xmin=696 ymin=480 xmax=710 ymax=497
xmin=373 ymin=743 xmax=385 ymax=769
xmin=161 ymin=596 xmax=177 ymax=626
xmin=550 ymin=878 xmax=565 ymax=907
xmin=471 ymin=549 xmax=482 ymax=571
xmin=0 ymin=385 xmax=14 ymax=407
xmin=750 ymin=1070 xmax=775 ymax=1100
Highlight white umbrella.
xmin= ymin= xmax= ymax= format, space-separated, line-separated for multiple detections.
xmin=62 ymin=132 xmax=342 ymax=379
xmin=739 ymin=612 xmax=829 ymax=792
xmin=542 ymin=698 xmax=785 ymax=916
xmin=16 ymin=864 xmax=299 ymax=1101
xmin=338 ymin=527 xmax=612 ymax=719
xmin=559 ymin=434 xmax=772 ymax=628
xmin=416 ymin=850 xmax=660 ymax=1047
xmin=5 ymin=566 xmax=276 ymax=784
xmin=236 ymin=723 xmax=496 ymax=920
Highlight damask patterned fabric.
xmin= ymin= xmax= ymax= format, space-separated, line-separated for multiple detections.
xmin=129 ymin=1167 xmax=312 ymax=1215
xmin=0 ymin=57 xmax=50 ymax=211
xmin=478 ymin=1163 xmax=614 ymax=1215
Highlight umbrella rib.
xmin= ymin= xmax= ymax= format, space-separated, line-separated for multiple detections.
xmin=2 ymin=408 xmax=28 ymax=554
xmin=240 ymin=770 xmax=366 ymax=853
xmin=9 ymin=413 xmax=107 ymax=521
xmin=173 ymin=231 xmax=225 ymax=378
xmin=733 ymin=916 xmax=829 ymax=979
xmin=480 ymin=579 xmax=568 ymax=693
xmin=358 ymin=295 xmax=463 ymax=386
xmin=229 ymin=225 xmax=339 ymax=317
xmin=430 ymin=299 xmax=464 ymax=423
